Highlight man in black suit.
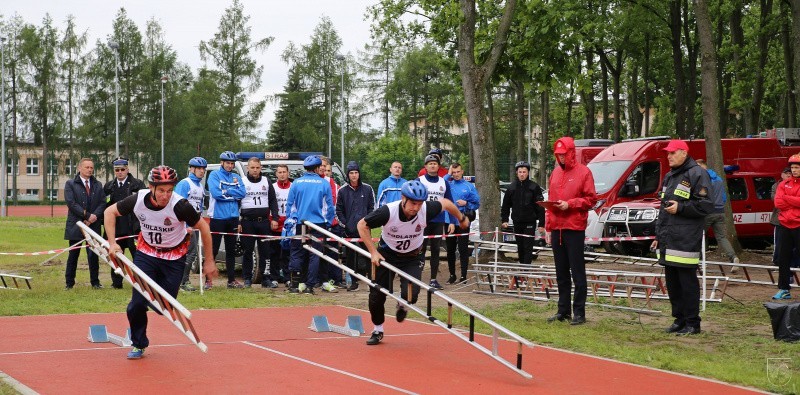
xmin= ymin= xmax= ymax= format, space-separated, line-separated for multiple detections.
xmin=103 ymin=157 xmax=145 ymax=289
xmin=64 ymin=158 xmax=106 ymax=289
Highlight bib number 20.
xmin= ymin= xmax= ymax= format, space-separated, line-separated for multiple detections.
xmin=395 ymin=239 xmax=411 ymax=251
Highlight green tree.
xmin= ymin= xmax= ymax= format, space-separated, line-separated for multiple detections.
xmin=199 ymin=0 xmax=273 ymax=144
xmin=266 ymin=66 xmax=321 ymax=151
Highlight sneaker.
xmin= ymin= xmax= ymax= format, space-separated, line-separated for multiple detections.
xmin=92 ymin=284 xmax=104 ymax=289
xmin=204 ymin=280 xmax=213 ymax=290
xmin=772 ymin=289 xmax=792 ymax=300
xmin=366 ymin=331 xmax=383 ymax=345
xmin=298 ymin=283 xmax=307 ymax=293
xmin=429 ymin=279 xmax=443 ymax=290
xmin=227 ymin=281 xmax=244 ymax=289
xmin=127 ymin=347 xmax=145 ymax=359
xmin=181 ymin=282 xmax=196 ymax=292
xmin=333 ymin=281 xmax=347 ymax=288
xmin=396 ymin=303 xmax=408 ymax=323
xmin=243 ymin=279 xmax=252 ymax=288
xmin=447 ymin=274 xmax=457 ymax=284
xmin=321 ymin=282 xmax=338 ymax=293
xmin=288 ymin=287 xmax=301 ymax=294
xmin=347 ymin=282 xmax=359 ymax=292
xmin=112 ymin=284 xmax=124 ymax=290
xmin=730 ymin=257 xmax=740 ymax=274
xmin=302 ymin=286 xmax=315 ymax=295
xmin=261 ymin=281 xmax=278 ymax=289
xmin=458 ymin=277 xmax=467 ymax=284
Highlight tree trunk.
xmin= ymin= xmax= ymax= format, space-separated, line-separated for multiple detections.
xmin=793 ymin=0 xmax=800 ymax=126
xmin=780 ymin=1 xmax=796 ymax=127
xmin=514 ymin=79 xmax=526 ymax=162
xmin=583 ymin=49 xmax=596 ymax=139
xmin=684 ymin=0 xmax=698 ymax=136
xmin=670 ymin=0 xmax=687 ymax=137
xmin=629 ymin=64 xmax=642 ymax=137
xmin=538 ymin=90 xmax=550 ymax=187
xmin=696 ymin=0 xmax=742 ymax=252
xmin=566 ymin=81 xmax=574 ymax=137
xmin=749 ymin=0 xmax=774 ymax=133
xmin=457 ymin=0 xmax=517 ymax=239
xmin=599 ymin=49 xmax=610 ymax=139
xmin=715 ymin=2 xmax=729 ymax=136
xmin=644 ymin=34 xmax=651 ymax=136
xmin=730 ymin=2 xmax=748 ymax=135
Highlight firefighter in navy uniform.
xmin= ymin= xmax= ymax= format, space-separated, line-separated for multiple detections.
xmin=650 ymin=140 xmax=713 ymax=335
xmin=103 ymin=157 xmax=146 ymax=289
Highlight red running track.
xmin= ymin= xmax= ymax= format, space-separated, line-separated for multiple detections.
xmin=4 ymin=205 xmax=67 ymax=217
xmin=0 ymin=306 xmax=763 ymax=394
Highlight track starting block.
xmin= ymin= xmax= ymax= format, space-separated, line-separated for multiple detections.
xmin=88 ymin=325 xmax=132 ymax=347
xmin=308 ymin=315 xmax=364 ymax=336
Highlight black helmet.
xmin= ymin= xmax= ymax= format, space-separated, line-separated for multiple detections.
xmin=424 ymin=155 xmax=440 ymax=165
xmin=514 ymin=161 xmax=530 ymax=170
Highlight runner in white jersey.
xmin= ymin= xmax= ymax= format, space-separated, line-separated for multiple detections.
xmin=105 ymin=166 xmax=218 ymax=360
xmin=357 ymin=180 xmax=468 ymax=346
xmin=417 ymin=154 xmax=458 ymax=290
xmin=239 ymin=157 xmax=279 ymax=287
xmin=174 ymin=156 xmax=208 ymax=291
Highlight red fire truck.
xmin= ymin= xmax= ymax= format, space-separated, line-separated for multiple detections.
xmin=584 ymin=135 xmax=800 ymax=254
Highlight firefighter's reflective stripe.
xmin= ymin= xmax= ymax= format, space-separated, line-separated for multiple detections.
xmin=657 ymin=249 xmax=700 ymax=265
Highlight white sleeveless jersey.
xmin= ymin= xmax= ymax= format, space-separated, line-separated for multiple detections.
xmin=418 ymin=176 xmax=446 ymax=202
xmin=274 ymin=182 xmax=291 ymax=217
xmin=134 ymin=192 xmax=187 ymax=249
xmin=241 ymin=176 xmax=271 ymax=210
xmin=382 ymin=200 xmax=427 ymax=253
xmin=184 ymin=179 xmax=205 ymax=213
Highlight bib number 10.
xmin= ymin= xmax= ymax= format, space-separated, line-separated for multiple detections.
xmin=147 ymin=231 xmax=163 ymax=245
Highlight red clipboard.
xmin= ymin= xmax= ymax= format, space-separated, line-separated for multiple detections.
xmin=536 ymin=201 xmax=560 ymax=210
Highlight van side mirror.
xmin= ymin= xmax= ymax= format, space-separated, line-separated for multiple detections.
xmin=621 ymin=180 xmax=640 ymax=197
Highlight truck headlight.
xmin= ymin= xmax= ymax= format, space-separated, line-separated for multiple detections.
xmin=607 ymin=208 xmax=627 ymax=222
xmin=641 ymin=209 xmax=658 ymax=221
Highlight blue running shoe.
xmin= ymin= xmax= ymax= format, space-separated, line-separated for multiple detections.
xmin=772 ymin=289 xmax=791 ymax=300
xmin=127 ymin=347 xmax=145 ymax=359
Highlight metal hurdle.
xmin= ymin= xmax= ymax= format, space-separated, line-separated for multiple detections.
xmin=77 ymin=222 xmax=208 ymax=353
xmin=300 ymin=222 xmax=535 ymax=380
xmin=0 ymin=273 xmax=32 ymax=290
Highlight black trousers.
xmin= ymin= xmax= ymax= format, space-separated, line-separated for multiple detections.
xmin=65 ymin=240 xmax=100 ymax=287
xmin=446 ymin=225 xmax=471 ymax=278
xmin=241 ymin=219 xmax=271 ymax=283
xmin=368 ymin=250 xmax=423 ymax=326
xmin=345 ymin=229 xmax=369 ymax=284
xmin=420 ymin=222 xmax=445 ymax=280
xmin=551 ymin=229 xmax=587 ymax=318
xmin=776 ymin=225 xmax=800 ymax=290
xmin=664 ymin=265 xmax=701 ymax=328
xmin=210 ymin=218 xmax=239 ymax=282
xmin=269 ymin=230 xmax=288 ymax=283
xmin=127 ymin=252 xmax=184 ymax=349
xmin=514 ymin=222 xmax=538 ymax=265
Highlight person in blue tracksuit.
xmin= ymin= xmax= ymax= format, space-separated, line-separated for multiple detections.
xmin=173 ymin=156 xmax=208 ymax=291
xmin=285 ymin=155 xmax=335 ymax=293
xmin=445 ymin=162 xmax=480 ymax=284
xmin=206 ymin=151 xmax=246 ymax=289
xmin=376 ymin=161 xmax=406 ymax=207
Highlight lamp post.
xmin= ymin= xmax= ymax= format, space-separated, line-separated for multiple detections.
xmin=1 ymin=37 xmax=7 ymax=217
xmin=336 ymin=54 xmax=345 ymax=167
xmin=160 ymin=75 xmax=168 ymax=165
xmin=108 ymin=41 xmax=120 ymax=158
xmin=327 ymin=86 xmax=332 ymax=158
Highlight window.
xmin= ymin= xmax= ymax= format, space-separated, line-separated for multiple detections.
xmin=25 ymin=189 xmax=39 ymax=196
xmin=6 ymin=158 xmax=18 ymax=176
xmin=64 ymin=158 xmax=74 ymax=175
xmin=47 ymin=189 xmax=58 ymax=201
xmin=753 ymin=177 xmax=777 ymax=200
xmin=26 ymin=158 xmax=39 ymax=175
xmin=626 ymin=161 xmax=661 ymax=196
xmin=587 ymin=160 xmax=633 ymax=194
xmin=6 ymin=189 xmax=12 ymax=198
xmin=727 ymin=178 xmax=748 ymax=201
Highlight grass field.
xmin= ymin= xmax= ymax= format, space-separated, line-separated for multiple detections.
xmin=1 ymin=216 xmax=799 ymax=394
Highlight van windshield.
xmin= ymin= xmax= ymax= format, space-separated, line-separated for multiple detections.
xmin=587 ymin=160 xmax=632 ymax=194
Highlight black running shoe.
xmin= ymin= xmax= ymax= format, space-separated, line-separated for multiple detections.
xmin=446 ymin=274 xmax=457 ymax=284
xmin=396 ymin=305 xmax=408 ymax=323
xmin=366 ymin=331 xmax=383 ymax=345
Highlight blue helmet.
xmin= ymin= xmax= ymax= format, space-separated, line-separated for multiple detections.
xmin=303 ymin=155 xmax=322 ymax=168
xmin=188 ymin=157 xmax=208 ymax=168
xmin=428 ymin=148 xmax=443 ymax=157
xmin=401 ymin=180 xmax=428 ymax=201
xmin=219 ymin=151 xmax=236 ymax=161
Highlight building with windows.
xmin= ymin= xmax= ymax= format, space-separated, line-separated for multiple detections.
xmin=3 ymin=144 xmax=144 ymax=202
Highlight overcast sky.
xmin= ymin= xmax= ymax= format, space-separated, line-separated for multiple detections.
xmin=4 ymin=0 xmax=379 ymax=136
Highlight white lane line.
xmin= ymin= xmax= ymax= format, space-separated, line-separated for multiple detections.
xmin=241 ymin=341 xmax=418 ymax=395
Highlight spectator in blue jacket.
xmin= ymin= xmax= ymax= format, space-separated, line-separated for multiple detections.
xmin=445 ymin=163 xmax=480 ymax=284
xmin=696 ymin=160 xmax=738 ymax=266
xmin=376 ymin=161 xmax=406 ymax=207
xmin=336 ymin=161 xmax=375 ymax=291
xmin=207 ymin=151 xmax=246 ymax=289
xmin=174 ymin=156 xmax=207 ymax=291
xmin=286 ymin=155 xmax=335 ymax=294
